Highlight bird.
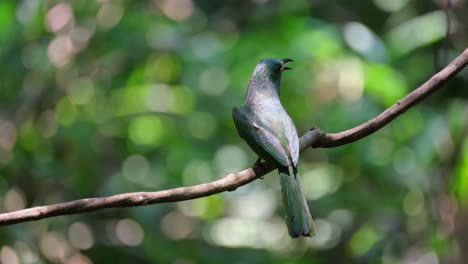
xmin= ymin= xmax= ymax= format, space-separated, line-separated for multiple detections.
xmin=232 ymin=58 xmax=314 ymax=238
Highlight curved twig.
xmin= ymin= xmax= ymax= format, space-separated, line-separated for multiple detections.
xmin=0 ymin=48 xmax=467 ymax=226
xmin=310 ymin=48 xmax=468 ymax=148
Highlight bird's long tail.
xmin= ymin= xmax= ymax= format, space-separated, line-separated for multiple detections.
xmin=279 ymin=166 xmax=314 ymax=238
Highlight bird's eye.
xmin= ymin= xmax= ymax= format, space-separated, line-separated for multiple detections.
xmin=276 ymin=64 xmax=282 ymax=72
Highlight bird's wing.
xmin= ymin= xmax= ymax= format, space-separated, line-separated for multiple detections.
xmin=256 ymin=109 xmax=300 ymax=167
xmin=232 ymin=106 xmax=290 ymax=167
xmin=284 ymin=113 xmax=300 ymax=166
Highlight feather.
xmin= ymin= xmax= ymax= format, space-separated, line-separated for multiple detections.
xmin=280 ymin=166 xmax=314 ymax=237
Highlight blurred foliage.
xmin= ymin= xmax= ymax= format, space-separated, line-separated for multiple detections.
xmin=0 ymin=0 xmax=468 ymax=263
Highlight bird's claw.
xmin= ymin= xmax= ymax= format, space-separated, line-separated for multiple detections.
xmin=253 ymin=158 xmax=268 ymax=179
xmin=253 ymin=157 xmax=264 ymax=167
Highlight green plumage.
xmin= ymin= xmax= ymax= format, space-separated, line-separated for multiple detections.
xmin=232 ymin=58 xmax=314 ymax=238
xmin=279 ymin=167 xmax=313 ymax=237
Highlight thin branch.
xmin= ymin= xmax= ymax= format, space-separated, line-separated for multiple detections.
xmin=310 ymin=48 xmax=468 ymax=148
xmin=1 ymin=48 xmax=467 ymax=226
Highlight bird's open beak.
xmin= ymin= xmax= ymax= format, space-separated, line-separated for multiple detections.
xmin=280 ymin=58 xmax=293 ymax=71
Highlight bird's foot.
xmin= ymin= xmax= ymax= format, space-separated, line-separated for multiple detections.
xmin=254 ymin=157 xmax=262 ymax=165
xmin=253 ymin=158 xmax=268 ymax=179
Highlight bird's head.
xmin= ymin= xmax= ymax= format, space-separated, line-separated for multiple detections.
xmin=252 ymin=58 xmax=293 ymax=82
xmin=245 ymin=58 xmax=293 ymax=100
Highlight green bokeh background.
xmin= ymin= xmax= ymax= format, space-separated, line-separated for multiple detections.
xmin=1 ymin=0 xmax=468 ymax=263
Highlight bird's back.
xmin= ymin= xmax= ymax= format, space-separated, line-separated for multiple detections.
xmin=233 ymin=100 xmax=299 ymax=167
xmin=251 ymin=100 xmax=299 ymax=166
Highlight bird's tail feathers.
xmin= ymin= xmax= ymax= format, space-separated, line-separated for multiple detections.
xmin=279 ymin=166 xmax=315 ymax=238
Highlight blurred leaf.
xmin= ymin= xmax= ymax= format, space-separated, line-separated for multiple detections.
xmin=365 ymin=63 xmax=407 ymax=106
